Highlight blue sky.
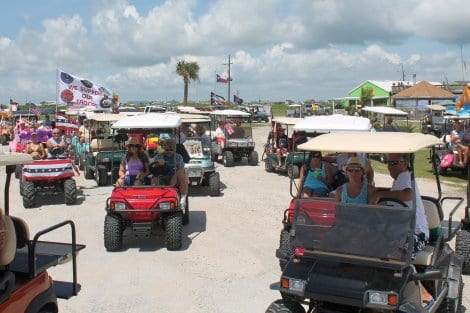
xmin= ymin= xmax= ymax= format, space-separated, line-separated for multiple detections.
xmin=1 ymin=0 xmax=470 ymax=105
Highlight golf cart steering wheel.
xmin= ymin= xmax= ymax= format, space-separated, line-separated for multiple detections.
xmin=50 ymin=146 xmax=65 ymax=157
xmin=377 ymin=198 xmax=408 ymax=208
xmin=149 ymin=161 xmax=171 ymax=176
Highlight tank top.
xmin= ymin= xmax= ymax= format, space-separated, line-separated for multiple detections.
xmin=341 ymin=182 xmax=368 ymax=204
xmin=126 ymin=159 xmax=143 ymax=176
xmin=304 ymin=162 xmax=328 ymax=190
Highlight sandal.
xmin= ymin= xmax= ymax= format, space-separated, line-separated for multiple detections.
xmin=422 ymin=299 xmax=435 ymax=310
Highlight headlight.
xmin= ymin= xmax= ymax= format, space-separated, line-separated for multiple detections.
xmin=159 ymin=202 xmax=175 ymax=210
xmin=111 ymin=202 xmax=126 ymax=211
xmin=366 ymin=290 xmax=398 ymax=309
xmin=296 ymin=215 xmax=307 ymax=225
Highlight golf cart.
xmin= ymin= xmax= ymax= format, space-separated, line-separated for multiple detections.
xmin=421 ymin=104 xmax=446 ymax=137
xmin=0 ymin=151 xmax=85 ymax=312
xmin=178 ymin=113 xmax=221 ymax=196
xmin=104 ymin=113 xmax=189 ymax=251
xmin=362 ymin=106 xmax=409 ymax=132
xmin=83 ymin=113 xmax=127 ymax=186
xmin=268 ymin=132 xmax=466 ymax=313
xmin=210 ymin=109 xmax=258 ymax=167
xmin=240 ymin=104 xmax=270 ymax=123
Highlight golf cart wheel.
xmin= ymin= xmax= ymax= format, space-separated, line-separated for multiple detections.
xmin=266 ymin=299 xmax=305 ymax=313
xmin=64 ymin=179 xmax=77 ymax=205
xmin=22 ymin=181 xmax=36 ymax=208
xmin=287 ymin=164 xmax=300 ymax=179
xmin=209 ymin=172 xmax=221 ymax=197
xmin=278 ymin=229 xmax=293 ymax=270
xmin=456 ymin=230 xmax=470 ymax=274
xmin=84 ymin=163 xmax=94 ymax=179
xmin=182 ymin=196 xmax=190 ymax=225
xmin=165 ymin=212 xmax=183 ymax=250
xmin=97 ymin=167 xmax=108 ymax=186
xmin=265 ymin=159 xmax=275 ymax=172
xmin=104 ymin=213 xmax=123 ymax=251
xmin=223 ymin=151 xmax=234 ymax=167
xmin=437 ymin=280 xmax=463 ymax=313
xmin=211 ymin=153 xmax=218 ymax=162
xmin=248 ymin=150 xmax=259 ymax=166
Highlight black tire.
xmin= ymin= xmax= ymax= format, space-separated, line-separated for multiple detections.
xmin=248 ymin=150 xmax=259 ymax=166
xmin=1 ymin=134 xmax=7 ymax=145
xmin=211 ymin=153 xmax=218 ymax=162
xmin=84 ymin=163 xmax=94 ymax=179
xmin=182 ymin=196 xmax=190 ymax=225
xmin=97 ymin=167 xmax=108 ymax=186
xmin=64 ymin=179 xmax=77 ymax=205
xmin=437 ymin=280 xmax=463 ymax=313
xmin=278 ymin=230 xmax=293 ymax=270
xmin=22 ymin=181 xmax=36 ymax=208
xmin=456 ymin=230 xmax=470 ymax=274
xmin=265 ymin=159 xmax=275 ymax=172
xmin=265 ymin=299 xmax=305 ymax=313
xmin=19 ymin=176 xmax=24 ymax=196
xmin=165 ymin=212 xmax=183 ymax=250
xmin=287 ymin=164 xmax=300 ymax=179
xmin=15 ymin=165 xmax=21 ymax=179
xmin=104 ymin=214 xmax=123 ymax=251
xmin=209 ymin=172 xmax=221 ymax=196
xmin=223 ymin=151 xmax=234 ymax=167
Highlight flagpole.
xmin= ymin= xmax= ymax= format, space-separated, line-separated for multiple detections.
xmin=223 ymin=55 xmax=232 ymax=106
xmin=56 ymin=68 xmax=59 ymax=113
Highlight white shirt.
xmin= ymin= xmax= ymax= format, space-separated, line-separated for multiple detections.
xmin=215 ymin=127 xmax=224 ymax=138
xmin=391 ymin=171 xmax=429 ymax=239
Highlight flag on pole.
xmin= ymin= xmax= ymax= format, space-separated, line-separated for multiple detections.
xmin=9 ymin=98 xmax=18 ymax=105
xmin=456 ymin=85 xmax=470 ymax=112
xmin=55 ymin=113 xmax=79 ymax=132
xmin=234 ymin=95 xmax=244 ymax=105
xmin=216 ymin=74 xmax=228 ymax=83
xmin=29 ymin=103 xmax=42 ymax=116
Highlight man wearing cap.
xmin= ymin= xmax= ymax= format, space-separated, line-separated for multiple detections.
xmin=335 ymin=156 xmax=375 ymax=204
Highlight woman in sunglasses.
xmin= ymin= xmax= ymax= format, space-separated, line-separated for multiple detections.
xmin=334 ymin=156 xmax=375 ymax=204
xmin=116 ymin=137 xmax=150 ymax=187
xmin=299 ymin=151 xmax=334 ymax=197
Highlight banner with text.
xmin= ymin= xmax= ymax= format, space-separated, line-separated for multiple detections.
xmin=56 ymin=69 xmax=117 ymax=111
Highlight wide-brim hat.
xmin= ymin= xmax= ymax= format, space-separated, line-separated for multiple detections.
xmin=345 ymin=156 xmax=364 ymax=170
xmin=126 ymin=137 xmax=142 ymax=147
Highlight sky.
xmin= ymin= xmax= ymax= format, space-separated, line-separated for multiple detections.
xmin=1 ymin=0 xmax=470 ymax=105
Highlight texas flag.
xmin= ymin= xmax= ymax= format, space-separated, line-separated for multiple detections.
xmin=216 ymin=74 xmax=228 ymax=83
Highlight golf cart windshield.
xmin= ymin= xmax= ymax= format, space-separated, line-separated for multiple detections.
xmin=292 ymin=199 xmax=413 ymax=268
xmin=183 ymin=137 xmax=210 ymax=158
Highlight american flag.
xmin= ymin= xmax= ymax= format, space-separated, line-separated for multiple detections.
xmin=23 ymin=159 xmax=75 ymax=181
xmin=29 ymin=103 xmax=42 ymax=116
xmin=55 ymin=113 xmax=79 ymax=132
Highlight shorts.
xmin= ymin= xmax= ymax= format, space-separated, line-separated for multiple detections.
xmin=303 ymin=186 xmax=329 ymax=197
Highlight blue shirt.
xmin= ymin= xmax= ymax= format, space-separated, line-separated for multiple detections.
xmin=304 ymin=162 xmax=329 ymax=190
xmin=341 ymin=182 xmax=368 ymax=204
xmin=153 ymin=153 xmax=184 ymax=177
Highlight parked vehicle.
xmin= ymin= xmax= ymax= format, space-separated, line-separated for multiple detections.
xmin=240 ymin=104 xmax=270 ymax=123
xmin=104 ymin=113 xmax=189 ymax=251
xmin=362 ymin=106 xmax=409 ymax=132
xmin=268 ymin=132 xmax=467 ymax=313
xmin=0 ymin=151 xmax=85 ymax=312
xmin=178 ymin=113 xmax=221 ymax=196
xmin=210 ymin=109 xmax=258 ymax=167
xmin=421 ymin=104 xmax=446 ymax=137
xmin=83 ymin=113 xmax=127 ymax=186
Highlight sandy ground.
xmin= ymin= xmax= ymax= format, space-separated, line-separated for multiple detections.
xmin=1 ymin=125 xmax=469 ymax=313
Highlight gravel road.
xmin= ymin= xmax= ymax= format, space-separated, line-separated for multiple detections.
xmin=2 ymin=125 xmax=468 ymax=312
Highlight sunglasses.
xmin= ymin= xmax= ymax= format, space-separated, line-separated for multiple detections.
xmin=346 ymin=168 xmax=362 ymax=173
xmin=387 ymin=160 xmax=403 ymax=166
xmin=165 ymin=148 xmax=173 ymax=152
xmin=312 ymin=155 xmax=321 ymax=158
xmin=53 ymin=132 xmax=60 ymax=135
xmin=128 ymin=144 xmax=139 ymax=148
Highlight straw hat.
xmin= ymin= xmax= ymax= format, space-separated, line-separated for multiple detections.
xmin=126 ymin=137 xmax=142 ymax=147
xmin=345 ymin=156 xmax=364 ymax=170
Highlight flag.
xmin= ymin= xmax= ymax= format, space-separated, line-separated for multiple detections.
xmin=9 ymin=98 xmax=18 ymax=105
xmin=234 ymin=95 xmax=244 ymax=105
xmin=29 ymin=103 xmax=42 ymax=116
xmin=216 ymin=74 xmax=228 ymax=83
xmin=57 ymin=69 xmax=115 ymax=111
xmin=55 ymin=113 xmax=79 ymax=132
xmin=210 ymin=92 xmax=226 ymax=106
xmin=23 ymin=159 xmax=75 ymax=181
xmin=456 ymin=85 xmax=470 ymax=112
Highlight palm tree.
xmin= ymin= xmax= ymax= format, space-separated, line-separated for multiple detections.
xmin=176 ymin=60 xmax=200 ymax=105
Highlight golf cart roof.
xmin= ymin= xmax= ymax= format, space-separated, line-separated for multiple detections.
xmin=362 ymin=106 xmax=408 ymax=116
xmin=426 ymin=104 xmax=446 ymax=111
xmin=0 ymin=151 xmax=33 ymax=166
xmin=210 ymin=109 xmax=250 ymax=117
xmin=443 ymin=114 xmax=470 ymax=120
xmin=272 ymin=117 xmax=304 ymax=126
xmin=86 ymin=113 xmax=128 ymax=122
xmin=112 ymin=113 xmax=182 ymax=129
xmin=298 ymin=132 xmax=442 ymax=153
xmin=293 ymin=115 xmax=372 ymax=132
xmin=177 ymin=113 xmax=211 ymax=123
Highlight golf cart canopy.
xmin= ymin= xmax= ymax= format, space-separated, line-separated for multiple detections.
xmin=86 ymin=113 xmax=128 ymax=122
xmin=272 ymin=117 xmax=304 ymax=126
xmin=0 ymin=151 xmax=33 ymax=166
xmin=426 ymin=104 xmax=446 ymax=111
xmin=298 ymin=132 xmax=442 ymax=154
xmin=362 ymin=106 xmax=408 ymax=116
xmin=177 ymin=113 xmax=211 ymax=123
xmin=210 ymin=109 xmax=250 ymax=118
xmin=111 ymin=113 xmax=182 ymax=129
xmin=293 ymin=115 xmax=372 ymax=133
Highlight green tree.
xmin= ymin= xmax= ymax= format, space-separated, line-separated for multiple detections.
xmin=176 ymin=60 xmax=200 ymax=106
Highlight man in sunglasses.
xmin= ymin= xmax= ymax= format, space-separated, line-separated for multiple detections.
xmin=151 ymin=138 xmax=189 ymax=205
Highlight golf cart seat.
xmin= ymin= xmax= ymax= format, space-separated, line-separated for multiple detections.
xmin=0 ymin=216 xmax=16 ymax=304
xmin=90 ymin=138 xmax=115 ymax=155
xmin=10 ymin=216 xmax=30 ymax=249
xmin=176 ymin=143 xmax=190 ymax=163
xmin=412 ymin=196 xmax=443 ymax=266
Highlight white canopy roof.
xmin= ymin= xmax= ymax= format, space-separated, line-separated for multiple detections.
xmin=86 ymin=113 xmax=128 ymax=122
xmin=0 ymin=151 xmax=33 ymax=166
xmin=177 ymin=113 xmax=211 ymax=123
xmin=298 ymin=132 xmax=442 ymax=153
xmin=112 ymin=113 xmax=182 ymax=129
xmin=293 ymin=115 xmax=372 ymax=132
xmin=272 ymin=117 xmax=304 ymax=126
xmin=210 ymin=109 xmax=250 ymax=117
xmin=361 ymin=106 xmax=408 ymax=116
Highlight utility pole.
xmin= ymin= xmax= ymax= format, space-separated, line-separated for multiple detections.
xmin=223 ymin=55 xmax=233 ymax=106
xmin=401 ymin=63 xmax=405 ymax=81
